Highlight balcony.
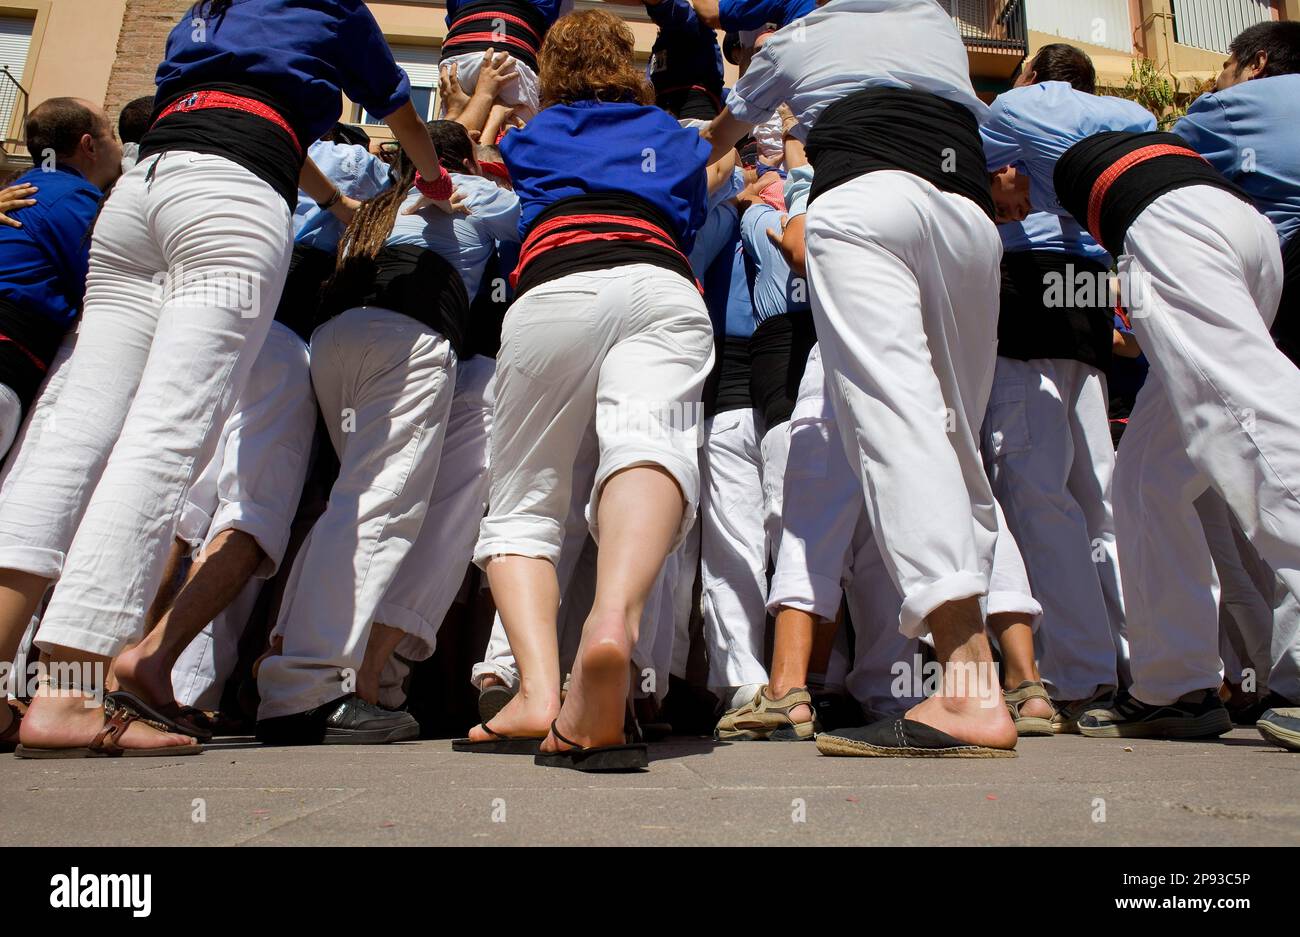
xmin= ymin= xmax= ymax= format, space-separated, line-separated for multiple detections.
xmin=938 ymin=0 xmax=1029 ymax=80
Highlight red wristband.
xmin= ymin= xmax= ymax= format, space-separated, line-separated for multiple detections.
xmin=414 ymin=167 xmax=453 ymax=201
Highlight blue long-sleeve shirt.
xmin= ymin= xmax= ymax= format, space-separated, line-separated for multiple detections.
xmin=646 ymin=0 xmax=724 ymax=97
xmin=0 ymin=165 xmax=102 ymax=327
xmin=719 ymin=0 xmax=816 ymax=31
xmin=1173 ymin=74 xmax=1300 ymax=247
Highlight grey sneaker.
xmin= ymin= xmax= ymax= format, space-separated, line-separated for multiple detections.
xmin=1257 ymin=707 xmax=1300 ymax=752
xmin=1078 ymin=689 xmax=1231 ymax=739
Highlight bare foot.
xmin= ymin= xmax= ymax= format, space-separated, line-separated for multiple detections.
xmin=1010 ymin=687 xmax=1055 ymax=721
xmin=19 ymin=692 xmax=197 ymax=752
xmin=540 ymin=610 xmax=632 ymax=753
xmin=466 ymin=684 xmax=558 ymax=741
xmin=905 ymin=669 xmax=1018 ymax=751
xmin=766 ymin=682 xmax=814 ymax=724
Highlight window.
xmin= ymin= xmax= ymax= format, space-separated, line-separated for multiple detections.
xmin=1173 ymin=0 xmax=1272 ymax=55
xmin=0 ymin=16 xmax=34 ymax=143
xmin=360 ymin=44 xmax=441 ymax=125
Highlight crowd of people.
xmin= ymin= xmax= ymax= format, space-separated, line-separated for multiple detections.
xmin=0 ymin=0 xmax=1297 ymax=771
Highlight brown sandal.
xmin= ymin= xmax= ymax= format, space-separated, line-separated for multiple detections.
xmin=1004 ymin=681 xmax=1056 ymax=737
xmin=14 ymin=704 xmax=203 ymax=759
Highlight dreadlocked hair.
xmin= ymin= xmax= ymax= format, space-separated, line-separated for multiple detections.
xmin=320 ymin=149 xmax=416 ymax=315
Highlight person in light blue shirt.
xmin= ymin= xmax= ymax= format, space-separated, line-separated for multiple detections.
xmin=293 ymin=135 xmax=394 ymax=253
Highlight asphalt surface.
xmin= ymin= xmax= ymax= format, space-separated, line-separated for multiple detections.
xmin=1 ymin=728 xmax=1296 ymax=846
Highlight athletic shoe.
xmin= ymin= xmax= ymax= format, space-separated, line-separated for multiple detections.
xmin=256 ymin=694 xmax=420 ymax=745
xmin=1077 ymin=688 xmax=1231 ymax=739
xmin=1257 ymin=707 xmax=1300 ymax=752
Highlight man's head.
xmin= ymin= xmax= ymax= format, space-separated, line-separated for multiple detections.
xmin=1016 ymin=43 xmax=1096 ymax=94
xmin=25 ymin=97 xmax=122 ymax=190
xmin=117 ymin=96 xmax=154 ymax=145
xmin=1217 ymin=21 xmax=1300 ymax=91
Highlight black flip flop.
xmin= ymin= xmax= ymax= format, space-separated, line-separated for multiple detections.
xmin=451 ymin=722 xmax=544 ymax=754
xmin=534 ymin=720 xmax=648 ymax=772
xmin=105 ymin=691 xmax=213 ymax=741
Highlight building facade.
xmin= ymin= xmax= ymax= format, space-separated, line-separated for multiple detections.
xmin=2 ymin=0 xmax=1298 ymax=171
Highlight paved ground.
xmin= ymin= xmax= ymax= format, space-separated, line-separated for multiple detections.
xmin=1 ymin=728 xmax=1296 ymax=846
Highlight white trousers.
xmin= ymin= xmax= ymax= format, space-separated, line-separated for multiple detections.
xmin=0 ymin=384 xmax=22 ymax=463
xmin=699 ymin=408 xmax=769 ymax=691
xmin=770 ymin=345 xmax=1040 ymax=712
xmin=1115 ymin=185 xmax=1295 ymax=704
xmin=257 ymin=307 xmax=457 ymax=719
xmin=805 ymin=171 xmax=1003 ymax=638
xmin=982 ymin=356 xmax=1128 ymax=700
xmin=176 ymin=321 xmax=317 ymax=578
xmin=377 ymin=356 xmax=495 ymax=661
xmin=168 ymin=321 xmax=318 ymax=708
xmin=475 ymin=264 xmax=714 ymax=566
xmin=440 ymin=52 xmax=541 ymax=120
xmin=0 ymin=152 xmax=292 ymax=657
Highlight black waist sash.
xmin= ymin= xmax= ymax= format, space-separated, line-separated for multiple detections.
xmin=0 ymin=297 xmax=68 ymax=414
xmin=322 ymin=244 xmax=472 ymax=357
xmin=656 ymin=85 xmax=723 ymax=122
xmin=513 ymin=192 xmax=697 ymax=298
xmin=274 ymin=244 xmax=336 ymax=342
xmin=1273 ymin=234 xmax=1300 ymax=368
xmin=749 ymin=309 xmax=816 ymax=429
xmin=1055 ymin=130 xmax=1250 ymax=257
xmin=805 ymin=87 xmax=995 ymax=219
xmin=998 ymin=251 xmax=1113 ymax=371
xmin=442 ymin=0 xmax=548 ymax=73
xmin=704 ymin=334 xmax=751 ymax=419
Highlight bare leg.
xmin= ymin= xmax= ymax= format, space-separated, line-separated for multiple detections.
xmin=988 ymin=611 xmax=1052 ymax=720
xmin=144 ymin=537 xmax=189 ymax=632
xmin=903 ymin=598 xmax=1017 ymax=749
xmin=113 ymin=528 xmax=265 ymax=708
xmin=467 ymin=555 xmax=562 ymax=740
xmin=19 ymin=645 xmax=196 ymax=751
xmin=0 ymin=569 xmax=51 ymax=734
xmin=356 ymin=622 xmax=405 ymax=705
xmin=542 ymin=465 xmax=684 ymax=752
xmin=767 ymin=606 xmax=819 ymax=722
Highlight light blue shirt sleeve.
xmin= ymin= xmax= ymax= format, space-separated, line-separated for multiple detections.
xmin=784 ymin=164 xmax=813 ymax=217
xmin=741 ymin=202 xmax=809 ymax=323
xmin=460 ymin=175 xmax=523 ymax=244
xmin=295 ymin=141 xmax=394 ymax=251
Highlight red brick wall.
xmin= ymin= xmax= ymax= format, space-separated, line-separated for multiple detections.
xmin=103 ymin=0 xmax=191 ymax=122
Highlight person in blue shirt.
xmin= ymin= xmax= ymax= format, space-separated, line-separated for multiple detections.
xmin=2 ymin=0 xmax=453 ymax=760
xmin=1171 ymin=21 xmax=1300 ymax=739
xmin=0 ymin=97 xmax=121 ymax=751
xmin=978 ymin=46 xmax=1136 ymax=735
xmin=0 ymin=99 xmax=121 ymax=460
xmin=1173 ymin=21 xmax=1300 ymax=370
xmin=463 ymin=9 xmax=713 ymax=771
xmin=116 ymin=127 xmax=396 ymax=747
xmin=639 ymin=0 xmax=726 ymax=120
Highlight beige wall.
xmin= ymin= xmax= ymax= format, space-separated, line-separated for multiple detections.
xmin=1 ymin=0 xmax=126 ymax=159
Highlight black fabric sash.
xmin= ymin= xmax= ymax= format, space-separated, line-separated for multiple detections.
xmin=442 ymin=0 xmax=548 ymax=74
xmin=805 ymin=86 xmax=995 ymax=220
xmin=1273 ymin=234 xmax=1300 ymax=368
xmin=997 ymin=251 xmax=1113 ymax=371
xmin=749 ymin=308 xmax=816 ymax=429
xmin=513 ymin=192 xmax=696 ymax=298
xmin=0 ymin=297 xmax=68 ymax=414
xmin=704 ymin=334 xmax=751 ymax=419
xmin=273 ymin=244 xmax=336 ymax=343
xmin=1054 ymin=130 xmax=1249 ymax=257
xmin=321 ymin=244 xmax=472 ymax=357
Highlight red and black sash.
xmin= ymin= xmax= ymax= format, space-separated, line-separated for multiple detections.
xmin=442 ymin=0 xmax=548 ymax=74
xmin=1055 ymin=130 xmax=1250 ymax=257
xmin=512 ymin=193 xmax=698 ymax=298
xmin=151 ymin=89 xmax=301 ymax=157
xmin=0 ymin=296 xmax=68 ymax=415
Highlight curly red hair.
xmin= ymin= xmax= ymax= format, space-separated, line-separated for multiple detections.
xmin=538 ymin=9 xmax=654 ymax=108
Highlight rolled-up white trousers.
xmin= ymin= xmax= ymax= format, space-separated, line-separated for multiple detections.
xmin=0 ymin=152 xmax=292 ymax=657
xmin=257 ymin=307 xmax=457 ymax=720
xmin=1114 ymin=186 xmax=1297 ymax=705
xmin=805 ymin=171 xmax=1003 ymax=638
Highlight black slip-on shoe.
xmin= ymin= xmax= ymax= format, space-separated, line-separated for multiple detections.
xmin=1078 ymin=689 xmax=1231 ymax=739
xmin=1257 ymin=708 xmax=1300 ymax=752
xmin=256 ymin=694 xmax=420 ymax=746
xmin=815 ymin=717 xmax=1016 ymax=758
xmin=477 ymin=684 xmax=516 ymax=723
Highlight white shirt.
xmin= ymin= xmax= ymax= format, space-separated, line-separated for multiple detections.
xmin=727 ymin=0 xmax=987 ymax=140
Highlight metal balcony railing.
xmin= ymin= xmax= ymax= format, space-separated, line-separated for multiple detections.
xmin=1 ymin=64 xmax=27 ymax=151
xmin=939 ymin=0 xmax=1029 ymax=53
